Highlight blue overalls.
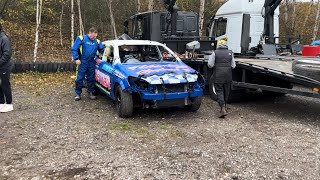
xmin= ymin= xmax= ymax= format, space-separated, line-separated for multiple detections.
xmin=71 ymin=34 xmax=104 ymax=96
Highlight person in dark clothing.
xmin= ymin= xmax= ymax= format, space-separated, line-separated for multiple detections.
xmin=0 ymin=23 xmax=13 ymax=113
xmin=208 ymin=41 xmax=236 ymax=118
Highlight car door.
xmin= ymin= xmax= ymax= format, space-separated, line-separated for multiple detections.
xmin=95 ymin=44 xmax=115 ymax=98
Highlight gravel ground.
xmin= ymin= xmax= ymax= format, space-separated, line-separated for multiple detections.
xmin=0 ymin=73 xmax=320 ymax=180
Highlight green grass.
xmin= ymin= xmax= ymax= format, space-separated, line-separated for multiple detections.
xmin=109 ymin=122 xmax=132 ymax=131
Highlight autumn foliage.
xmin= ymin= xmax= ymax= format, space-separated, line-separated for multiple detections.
xmin=0 ymin=0 xmax=319 ymax=62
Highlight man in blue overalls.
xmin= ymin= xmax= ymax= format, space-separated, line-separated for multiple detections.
xmin=71 ymin=27 xmax=104 ymax=101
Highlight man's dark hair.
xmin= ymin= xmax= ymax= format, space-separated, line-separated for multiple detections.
xmin=89 ymin=27 xmax=98 ymax=33
xmin=0 ymin=23 xmax=2 ymax=32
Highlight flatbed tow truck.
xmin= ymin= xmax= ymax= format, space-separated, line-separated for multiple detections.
xmin=123 ymin=0 xmax=320 ymax=101
xmin=184 ymin=57 xmax=320 ymax=100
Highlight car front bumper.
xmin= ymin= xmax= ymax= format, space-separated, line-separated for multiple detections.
xmin=140 ymin=89 xmax=203 ymax=101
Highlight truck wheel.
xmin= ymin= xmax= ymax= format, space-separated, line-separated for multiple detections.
xmin=185 ymin=96 xmax=202 ymax=112
xmin=293 ymin=64 xmax=320 ymax=82
xmin=208 ymin=75 xmax=218 ymax=101
xmin=292 ymin=59 xmax=320 ymax=72
xmin=115 ymin=86 xmax=133 ymax=118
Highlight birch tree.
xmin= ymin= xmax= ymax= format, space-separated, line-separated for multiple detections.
xmin=33 ymin=0 xmax=43 ymax=62
xmin=199 ymin=0 xmax=206 ymax=37
xmin=291 ymin=0 xmax=297 ymax=35
xmin=107 ymin=0 xmax=117 ymax=38
xmin=71 ymin=0 xmax=75 ymax=46
xmin=137 ymin=0 xmax=141 ymax=12
xmin=283 ymin=0 xmax=289 ymax=35
xmin=59 ymin=3 xmax=64 ymax=47
xmin=148 ymin=0 xmax=154 ymax=11
xmin=302 ymin=0 xmax=314 ymax=28
xmin=76 ymin=0 xmax=84 ymax=35
xmin=313 ymin=0 xmax=320 ymax=40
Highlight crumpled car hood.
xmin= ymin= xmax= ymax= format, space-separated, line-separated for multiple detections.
xmin=141 ymin=73 xmax=198 ymax=85
xmin=119 ymin=62 xmax=199 ymax=85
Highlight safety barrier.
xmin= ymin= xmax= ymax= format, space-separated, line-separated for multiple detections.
xmin=11 ymin=62 xmax=77 ymax=73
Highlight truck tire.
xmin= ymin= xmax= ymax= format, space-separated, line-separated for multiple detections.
xmin=185 ymin=96 xmax=202 ymax=112
xmin=292 ymin=59 xmax=320 ymax=72
xmin=293 ymin=64 xmax=320 ymax=82
xmin=115 ymin=86 xmax=133 ymax=118
xmin=208 ymin=75 xmax=218 ymax=101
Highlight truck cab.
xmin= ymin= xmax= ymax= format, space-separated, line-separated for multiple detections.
xmin=208 ymin=0 xmax=280 ymax=54
xmin=124 ymin=11 xmax=199 ymax=42
xmin=124 ymin=11 xmax=216 ymax=54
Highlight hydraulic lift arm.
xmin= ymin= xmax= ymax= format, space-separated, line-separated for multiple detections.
xmin=263 ymin=0 xmax=282 ymax=43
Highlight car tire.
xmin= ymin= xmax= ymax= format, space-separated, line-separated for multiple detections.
xmin=115 ymin=86 xmax=133 ymax=118
xmin=208 ymin=74 xmax=218 ymax=101
xmin=292 ymin=59 xmax=320 ymax=72
xmin=185 ymin=96 xmax=202 ymax=112
xmin=293 ymin=64 xmax=320 ymax=82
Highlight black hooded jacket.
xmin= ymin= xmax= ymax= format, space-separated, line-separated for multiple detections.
xmin=0 ymin=32 xmax=12 ymax=73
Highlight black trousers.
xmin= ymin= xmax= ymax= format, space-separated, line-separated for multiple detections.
xmin=214 ymin=82 xmax=231 ymax=108
xmin=0 ymin=69 xmax=12 ymax=104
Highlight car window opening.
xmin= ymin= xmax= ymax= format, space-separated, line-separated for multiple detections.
xmin=119 ymin=45 xmax=177 ymax=64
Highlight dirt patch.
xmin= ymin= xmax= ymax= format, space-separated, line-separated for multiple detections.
xmin=0 ymin=73 xmax=319 ymax=179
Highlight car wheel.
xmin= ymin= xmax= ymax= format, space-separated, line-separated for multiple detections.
xmin=185 ymin=96 xmax=202 ymax=112
xmin=115 ymin=86 xmax=133 ymax=118
xmin=293 ymin=64 xmax=320 ymax=82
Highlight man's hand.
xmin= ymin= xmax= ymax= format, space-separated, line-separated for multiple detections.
xmin=96 ymin=59 xmax=102 ymax=65
xmin=75 ymin=60 xmax=81 ymax=65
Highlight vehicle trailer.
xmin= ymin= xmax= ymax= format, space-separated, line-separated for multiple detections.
xmin=183 ymin=57 xmax=320 ymax=101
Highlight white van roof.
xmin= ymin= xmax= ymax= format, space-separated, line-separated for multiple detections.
xmin=216 ymin=0 xmax=279 ymax=16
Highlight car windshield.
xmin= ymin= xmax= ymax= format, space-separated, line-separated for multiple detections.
xmin=119 ymin=45 xmax=177 ymax=64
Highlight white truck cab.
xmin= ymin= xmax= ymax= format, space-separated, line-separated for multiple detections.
xmin=209 ymin=0 xmax=279 ymax=54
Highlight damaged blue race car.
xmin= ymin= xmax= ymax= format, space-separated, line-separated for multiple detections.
xmin=95 ymin=40 xmax=205 ymax=118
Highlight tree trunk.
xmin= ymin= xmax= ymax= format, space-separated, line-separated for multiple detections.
xmin=107 ymin=0 xmax=117 ymax=38
xmin=284 ymin=0 xmax=289 ymax=35
xmin=199 ymin=0 xmax=206 ymax=37
xmin=71 ymin=0 xmax=75 ymax=46
xmin=148 ymin=0 xmax=154 ymax=11
xmin=313 ymin=0 xmax=320 ymax=41
xmin=291 ymin=0 xmax=297 ymax=36
xmin=137 ymin=0 xmax=141 ymax=12
xmin=33 ymin=0 xmax=42 ymax=63
xmin=76 ymin=0 xmax=84 ymax=35
xmin=302 ymin=0 xmax=314 ymax=28
xmin=59 ymin=4 xmax=64 ymax=47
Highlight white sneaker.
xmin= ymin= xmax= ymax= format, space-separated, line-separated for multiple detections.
xmin=0 ymin=104 xmax=5 ymax=110
xmin=0 ymin=104 xmax=13 ymax=113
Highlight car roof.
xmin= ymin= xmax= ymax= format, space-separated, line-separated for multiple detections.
xmin=103 ymin=40 xmax=165 ymax=47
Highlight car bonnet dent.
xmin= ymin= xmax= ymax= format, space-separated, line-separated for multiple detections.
xmin=120 ymin=62 xmax=199 ymax=85
xmin=141 ymin=73 xmax=198 ymax=85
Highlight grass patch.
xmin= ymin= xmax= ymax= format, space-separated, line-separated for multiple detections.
xmin=109 ymin=122 xmax=132 ymax=131
xmin=12 ymin=72 xmax=75 ymax=97
xmin=170 ymin=129 xmax=186 ymax=138
xmin=160 ymin=122 xmax=171 ymax=130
